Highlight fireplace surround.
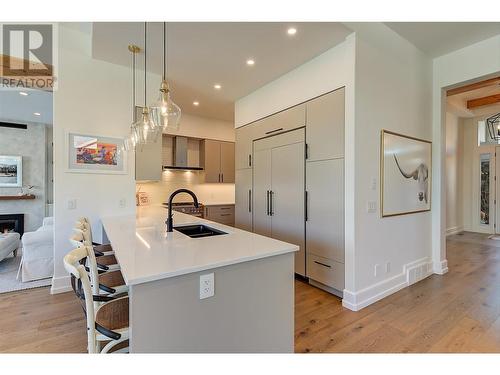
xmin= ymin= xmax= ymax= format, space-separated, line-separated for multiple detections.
xmin=0 ymin=214 xmax=24 ymax=237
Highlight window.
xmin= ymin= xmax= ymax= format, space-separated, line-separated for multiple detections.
xmin=480 ymin=153 xmax=490 ymax=225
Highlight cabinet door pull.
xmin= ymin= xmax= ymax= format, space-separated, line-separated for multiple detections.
xmin=314 ymin=261 xmax=331 ymax=268
xmin=218 ymin=173 xmax=221 ymax=182
xmin=248 ymin=154 xmax=252 ymax=167
xmin=266 ymin=190 xmax=270 ymax=216
xmin=265 ymin=128 xmax=284 ymax=135
xmin=269 ymin=190 xmax=274 ymax=216
xmin=305 ymin=143 xmax=309 ymax=159
xmin=221 ymin=173 xmax=224 ymax=183
xmin=305 ymin=191 xmax=309 ymax=221
xmin=248 ymin=190 xmax=252 ymax=213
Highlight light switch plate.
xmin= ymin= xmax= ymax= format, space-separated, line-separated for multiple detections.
xmin=199 ymin=273 xmax=215 ymax=299
xmin=68 ymin=199 xmax=77 ymax=210
xmin=367 ymin=201 xmax=377 ymax=213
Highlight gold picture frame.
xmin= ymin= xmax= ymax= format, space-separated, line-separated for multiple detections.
xmin=380 ymin=130 xmax=432 ymax=218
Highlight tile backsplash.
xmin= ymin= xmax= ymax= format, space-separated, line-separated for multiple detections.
xmin=136 ymin=169 xmax=235 ymax=205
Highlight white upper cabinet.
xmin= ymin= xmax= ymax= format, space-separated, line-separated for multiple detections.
xmin=306 ymin=87 xmax=345 ymax=161
xmin=252 ymin=103 xmax=306 ymax=140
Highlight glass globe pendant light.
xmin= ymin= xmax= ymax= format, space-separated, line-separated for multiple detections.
xmin=133 ymin=22 xmax=157 ymax=145
xmin=150 ymin=22 xmax=181 ymax=131
xmin=123 ymin=44 xmax=141 ymax=151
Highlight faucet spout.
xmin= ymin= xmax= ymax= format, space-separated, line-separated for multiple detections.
xmin=166 ymin=189 xmax=199 ymax=232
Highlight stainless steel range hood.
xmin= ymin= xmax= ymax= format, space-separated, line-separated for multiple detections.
xmin=163 ymin=136 xmax=203 ymax=171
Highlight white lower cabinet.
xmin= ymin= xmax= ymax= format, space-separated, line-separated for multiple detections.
xmin=306 ymin=158 xmax=345 ymax=293
xmin=306 ymin=254 xmax=345 ymax=296
xmin=235 ymin=169 xmax=253 ymax=231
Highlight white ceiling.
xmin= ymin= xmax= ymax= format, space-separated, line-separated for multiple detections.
xmin=0 ymin=88 xmax=52 ymax=125
xmin=91 ymin=22 xmax=353 ymax=121
xmin=385 ymin=22 xmax=500 ymax=57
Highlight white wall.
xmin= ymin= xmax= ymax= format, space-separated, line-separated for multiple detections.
xmin=432 ymin=34 xmax=500 ymax=274
xmin=0 ymin=122 xmax=48 ymax=231
xmin=342 ymin=23 xmax=433 ymax=310
xmin=165 ymin=113 xmax=235 ymax=142
xmin=52 ymin=24 xmax=161 ymax=293
xmin=445 ymin=111 xmax=463 ymax=235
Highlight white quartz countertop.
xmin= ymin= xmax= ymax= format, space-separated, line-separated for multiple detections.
xmin=101 ymin=205 xmax=298 ymax=286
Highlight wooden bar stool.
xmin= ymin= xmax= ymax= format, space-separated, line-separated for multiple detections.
xmin=64 ymin=246 xmax=129 ymax=353
xmin=75 ymin=218 xmax=114 ymax=255
xmin=70 ymin=230 xmax=120 ymax=273
xmin=69 ymin=233 xmax=128 ymax=299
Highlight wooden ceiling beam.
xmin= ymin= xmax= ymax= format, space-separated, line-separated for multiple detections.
xmin=447 ymin=76 xmax=500 ymax=97
xmin=467 ymin=94 xmax=500 ymax=109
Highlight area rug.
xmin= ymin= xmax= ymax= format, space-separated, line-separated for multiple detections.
xmin=0 ymin=248 xmax=51 ymax=294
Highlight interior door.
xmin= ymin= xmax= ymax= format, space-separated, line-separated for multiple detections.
xmin=271 ymin=141 xmax=305 ymax=276
xmin=252 ymin=147 xmax=272 ymax=237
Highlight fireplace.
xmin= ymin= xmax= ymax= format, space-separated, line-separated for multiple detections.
xmin=0 ymin=214 xmax=24 ymax=237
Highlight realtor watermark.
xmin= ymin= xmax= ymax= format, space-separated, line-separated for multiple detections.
xmin=0 ymin=23 xmax=58 ymax=90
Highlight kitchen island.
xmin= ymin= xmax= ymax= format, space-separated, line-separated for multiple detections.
xmin=101 ymin=205 xmax=298 ymax=353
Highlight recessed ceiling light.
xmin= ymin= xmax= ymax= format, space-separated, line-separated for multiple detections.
xmin=193 ymin=101 xmax=199 ymax=106
xmin=19 ymin=92 xmax=29 ymax=96
xmin=246 ymin=59 xmax=255 ymax=66
xmin=214 ymin=84 xmax=221 ymax=90
xmin=287 ymin=27 xmax=297 ymax=35
xmin=33 ymin=112 xmax=41 ymax=116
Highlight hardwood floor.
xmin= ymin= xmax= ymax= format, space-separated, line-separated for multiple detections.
xmin=1 ymin=231 xmax=499 ymax=353
xmin=295 ymin=232 xmax=500 ymax=353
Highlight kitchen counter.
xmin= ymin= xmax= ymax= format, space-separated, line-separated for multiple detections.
xmin=101 ymin=205 xmax=297 ymax=353
xmin=102 ymin=205 xmax=297 ymax=285
xmin=203 ymin=202 xmax=235 ymax=206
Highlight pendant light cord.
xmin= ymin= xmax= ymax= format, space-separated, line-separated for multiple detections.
xmin=163 ymin=22 xmax=166 ymax=81
xmin=144 ymin=22 xmax=147 ymax=107
xmin=132 ymin=48 xmax=136 ymax=120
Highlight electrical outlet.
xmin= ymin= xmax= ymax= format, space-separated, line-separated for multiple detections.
xmin=374 ymin=264 xmax=380 ymax=277
xmin=199 ymin=273 xmax=215 ymax=299
xmin=385 ymin=262 xmax=391 ymax=273
xmin=119 ymin=198 xmax=126 ymax=208
xmin=68 ymin=199 xmax=77 ymax=210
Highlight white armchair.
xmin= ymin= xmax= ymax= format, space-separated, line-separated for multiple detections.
xmin=18 ymin=217 xmax=54 ymax=282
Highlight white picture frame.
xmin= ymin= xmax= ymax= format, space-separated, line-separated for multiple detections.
xmin=66 ymin=132 xmax=127 ymax=175
xmin=0 ymin=155 xmax=22 ymax=187
xmin=380 ymin=130 xmax=432 ymax=217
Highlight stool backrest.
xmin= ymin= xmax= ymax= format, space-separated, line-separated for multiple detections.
xmin=63 ymin=246 xmax=98 ymax=353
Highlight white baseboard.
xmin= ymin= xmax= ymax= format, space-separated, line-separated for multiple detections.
xmin=342 ymin=257 xmax=433 ymax=311
xmin=433 ymin=259 xmax=449 ymax=275
xmin=50 ymin=275 xmax=72 ymax=294
xmin=446 ymin=226 xmax=463 ymax=236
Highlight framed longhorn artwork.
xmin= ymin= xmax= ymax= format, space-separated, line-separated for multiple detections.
xmin=380 ymin=130 xmax=432 ymax=217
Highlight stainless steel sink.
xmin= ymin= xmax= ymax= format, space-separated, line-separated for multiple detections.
xmin=174 ymin=224 xmax=227 ymax=238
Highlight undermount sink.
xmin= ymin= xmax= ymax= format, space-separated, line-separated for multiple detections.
xmin=174 ymin=224 xmax=227 ymax=238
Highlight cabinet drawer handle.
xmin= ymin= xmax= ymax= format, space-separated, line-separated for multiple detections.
xmin=220 ymin=213 xmax=232 ymax=216
xmin=265 ymin=128 xmax=284 ymax=135
xmin=220 ymin=207 xmax=231 ymax=210
xmin=314 ymin=261 xmax=331 ymax=268
xmin=248 ymin=190 xmax=252 ymax=213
